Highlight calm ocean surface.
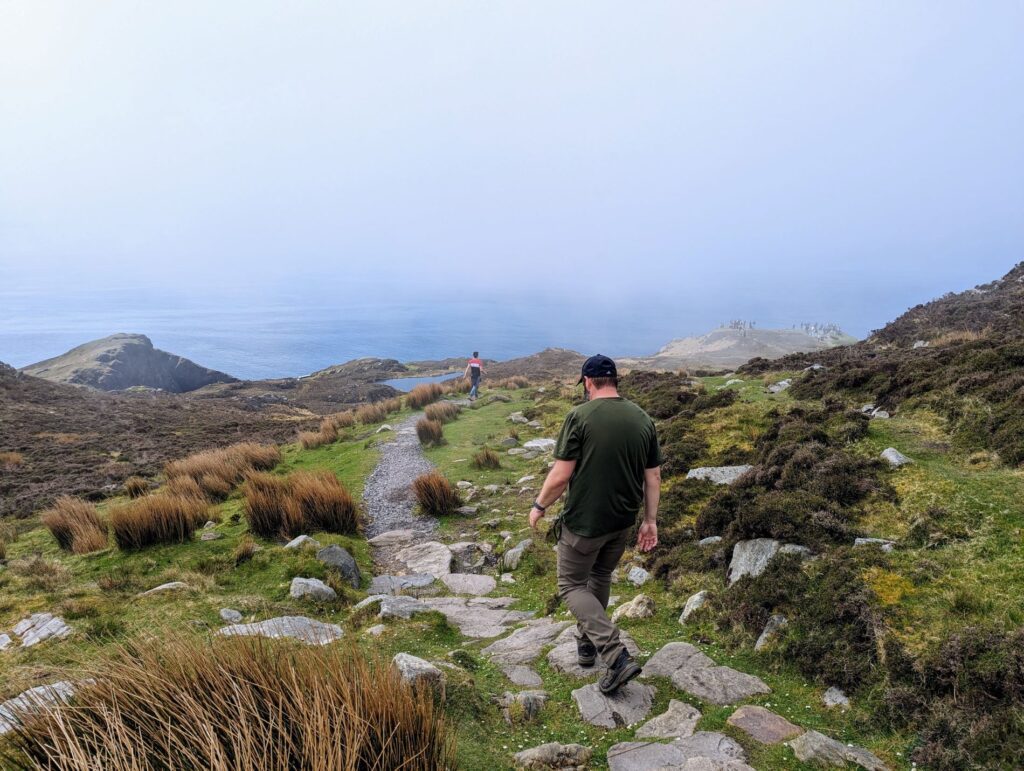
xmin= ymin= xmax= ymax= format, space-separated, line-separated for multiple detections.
xmin=1 ymin=287 xmax=699 ymax=380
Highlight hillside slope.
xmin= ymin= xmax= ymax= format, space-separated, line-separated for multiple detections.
xmin=21 ymin=333 xmax=236 ymax=393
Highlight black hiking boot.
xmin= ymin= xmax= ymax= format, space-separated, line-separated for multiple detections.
xmin=576 ymin=638 xmax=597 ymax=667
xmin=598 ymin=649 xmax=642 ymax=695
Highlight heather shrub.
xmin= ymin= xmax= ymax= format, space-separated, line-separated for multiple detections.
xmin=472 ymin=448 xmax=501 ymax=470
xmin=0 ymin=634 xmax=454 ymax=771
xmin=424 ymin=401 xmax=461 ymax=424
xmin=406 ymin=382 xmax=444 ymax=409
xmin=122 ymin=476 xmax=150 ymax=498
xmin=290 ymin=470 xmax=359 ymax=534
xmin=40 ymin=496 xmax=109 ymax=554
xmin=413 ymin=472 xmax=461 ymax=516
xmin=416 ymin=418 xmax=445 ymax=447
xmin=109 ymin=494 xmax=207 ymax=550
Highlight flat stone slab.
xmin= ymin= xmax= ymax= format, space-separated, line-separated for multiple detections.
xmin=441 ymin=572 xmax=496 ymax=596
xmin=482 ymin=619 xmax=572 ymax=665
xmin=548 ymin=628 xmax=640 ymax=678
xmin=284 ymin=534 xmax=320 ymax=549
xmin=640 ymin=642 xmax=715 ymax=678
xmin=218 ymin=615 xmax=343 ymax=645
xmin=671 ymin=665 xmax=770 ymax=705
xmin=368 ymin=573 xmax=436 ymax=595
xmin=571 ymin=682 xmax=655 ymax=728
xmin=13 ymin=613 xmax=72 ymax=647
xmin=418 ymin=596 xmax=533 ymax=638
xmin=378 ymin=595 xmax=429 ymax=619
xmin=685 ymin=465 xmax=753 ymax=485
xmin=0 ymin=681 xmax=78 ymax=736
xmin=504 ymin=665 xmax=544 ymax=687
xmin=395 ymin=541 xmax=453 ymax=576
xmin=367 ymin=529 xmax=418 ymax=547
xmin=608 ymin=733 xmax=750 ymax=770
xmin=513 ymin=742 xmax=592 ymax=770
xmin=635 ymin=698 xmax=702 ymax=738
xmin=727 ymin=705 xmax=803 ymax=744
xmin=522 ymin=438 xmax=556 ymax=451
xmin=139 ymin=581 xmax=188 ymax=596
xmin=727 ymin=538 xmax=781 ymax=585
xmin=788 ymin=730 xmax=889 ymax=770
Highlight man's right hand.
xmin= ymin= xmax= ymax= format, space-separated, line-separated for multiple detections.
xmin=529 ymin=506 xmax=545 ymax=530
xmin=637 ymin=521 xmax=658 ymax=552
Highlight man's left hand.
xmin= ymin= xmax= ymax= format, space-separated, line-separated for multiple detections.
xmin=529 ymin=506 xmax=545 ymax=530
xmin=637 ymin=521 xmax=658 ymax=552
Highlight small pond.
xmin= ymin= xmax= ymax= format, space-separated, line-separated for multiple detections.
xmin=378 ymin=372 xmax=461 ymax=392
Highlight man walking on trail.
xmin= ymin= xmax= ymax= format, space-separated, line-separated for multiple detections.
xmin=464 ymin=352 xmax=484 ymax=401
xmin=529 ymin=354 xmax=661 ymax=694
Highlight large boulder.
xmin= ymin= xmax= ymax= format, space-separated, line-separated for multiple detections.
xmin=317 ymin=545 xmax=361 ymax=589
xmin=727 ymin=539 xmax=781 ymax=585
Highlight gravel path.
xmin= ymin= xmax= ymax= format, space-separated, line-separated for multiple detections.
xmin=363 ymin=412 xmax=438 ymax=540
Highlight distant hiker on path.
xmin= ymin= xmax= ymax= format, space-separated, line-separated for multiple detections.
xmin=464 ymin=352 xmax=484 ymax=401
xmin=529 ymin=354 xmax=662 ymax=694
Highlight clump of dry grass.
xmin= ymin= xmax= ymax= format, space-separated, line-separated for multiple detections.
xmin=122 ymin=476 xmax=150 ymax=498
xmin=406 ymin=382 xmax=444 ymax=410
xmin=164 ymin=442 xmax=281 ymax=501
xmin=1 ymin=633 xmax=454 ymax=771
xmin=242 ymin=472 xmax=301 ymax=539
xmin=355 ymin=402 xmax=389 ymax=425
xmin=416 ymin=418 xmax=445 ymax=447
xmin=40 ymin=496 xmax=109 ymax=554
xmin=324 ymin=410 xmax=356 ymax=430
xmin=9 ymin=555 xmax=71 ymax=591
xmin=233 ymin=536 xmax=258 ymax=566
xmin=442 ymin=378 xmax=471 ymax=395
xmin=109 ymin=494 xmax=207 ymax=550
xmin=291 ymin=470 xmax=359 ymax=534
xmin=0 ymin=451 xmax=24 ymax=469
xmin=424 ymin=401 xmax=461 ymax=424
xmin=412 ymin=472 xmax=461 ymax=516
xmin=298 ymin=430 xmax=327 ymax=450
xmin=0 ymin=539 xmax=6 ymax=562
xmin=472 ymin=448 xmax=502 ymax=470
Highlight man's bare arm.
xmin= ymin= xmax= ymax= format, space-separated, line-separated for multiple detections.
xmin=637 ymin=465 xmax=661 ymax=551
xmin=528 ymin=459 xmax=576 ymax=529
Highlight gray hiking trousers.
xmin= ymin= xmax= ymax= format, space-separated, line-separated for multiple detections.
xmin=556 ymin=524 xmax=630 ymax=666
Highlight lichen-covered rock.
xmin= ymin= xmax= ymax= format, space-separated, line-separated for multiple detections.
xmin=726 ymin=705 xmax=803 ymax=744
xmin=671 ymin=665 xmax=770 ymax=705
xmin=513 ymin=742 xmax=592 ymax=770
xmin=289 ymin=577 xmax=337 ymax=601
xmin=823 ymin=686 xmax=851 ymax=709
xmin=686 ymin=466 xmax=753 ymax=485
xmin=788 ymin=730 xmax=889 ymax=770
xmin=626 ymin=566 xmax=650 ymax=586
xmin=611 ymin=594 xmax=655 ymax=622
xmin=881 ymin=447 xmax=912 ymax=467
xmin=727 ymin=539 xmax=781 ymax=585
xmin=502 ymin=538 xmax=533 ymax=570
xmin=392 ymin=653 xmax=446 ymax=698
xmin=500 ymin=690 xmax=548 ymax=723
xmin=680 ymin=590 xmax=710 ymax=623
xmin=635 ymin=698 xmax=701 ymax=738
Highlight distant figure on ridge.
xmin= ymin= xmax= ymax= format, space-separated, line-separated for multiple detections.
xmin=529 ymin=354 xmax=662 ymax=695
xmin=463 ymin=351 xmax=484 ymax=401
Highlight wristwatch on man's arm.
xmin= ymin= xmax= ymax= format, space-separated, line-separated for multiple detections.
xmin=532 ymin=500 xmax=546 ymax=513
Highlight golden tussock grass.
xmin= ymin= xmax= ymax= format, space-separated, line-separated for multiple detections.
xmin=355 ymin=402 xmax=389 ymax=425
xmin=164 ymin=442 xmax=281 ymax=500
xmin=406 ymin=382 xmax=444 ymax=409
xmin=122 ymin=476 xmax=150 ymax=498
xmin=416 ymin=418 xmax=445 ymax=447
xmin=243 ymin=471 xmax=359 ymax=538
xmin=472 ymin=448 xmax=502 ymax=470
xmin=412 ymin=471 xmax=461 ymax=516
xmin=323 ymin=410 xmax=356 ymax=430
xmin=40 ymin=496 xmax=109 ymax=554
xmin=109 ymin=494 xmax=208 ymax=550
xmin=0 ymin=451 xmax=24 ymax=469
xmin=1 ymin=633 xmax=455 ymax=771
xmin=424 ymin=401 xmax=461 ymax=424
xmin=242 ymin=472 xmax=299 ymax=539
xmin=233 ymin=535 xmax=258 ymax=566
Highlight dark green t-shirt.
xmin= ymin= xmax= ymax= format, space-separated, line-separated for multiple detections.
xmin=554 ymin=396 xmax=663 ymax=538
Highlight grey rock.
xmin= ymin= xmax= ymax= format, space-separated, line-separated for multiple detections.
xmin=680 ymin=590 xmax=711 ymax=623
xmin=284 ymin=534 xmax=320 ymax=550
xmin=441 ymin=573 xmax=496 ymax=596
xmin=502 ymin=538 xmax=533 ymax=570
xmin=699 ymin=536 xmax=723 ymax=547
xmin=501 ymin=690 xmax=548 ymax=722
xmin=548 ymin=629 xmax=640 ymax=678
xmin=754 ymin=614 xmax=788 ymax=651
xmin=368 ymin=573 xmax=436 ymax=595
xmin=671 ymin=665 xmax=770 ymax=705
xmin=779 ymin=544 xmax=812 ymax=559
xmin=482 ymin=619 xmax=572 ymax=665
xmin=526 ymin=420 xmax=543 ymax=429
xmin=682 ymin=760 xmax=757 ymax=771
xmin=289 ymin=577 xmax=337 ymax=601
xmin=635 ymin=698 xmax=702 ymax=738
xmin=881 ymin=447 xmax=912 ymax=467
xmin=13 ymin=613 xmax=72 ymax=647
xmin=626 ymin=566 xmax=650 ymax=586
xmin=395 ymin=541 xmax=453 ymax=576
xmin=508 ymin=448 xmax=528 ymax=455
xmin=686 ymin=465 xmax=753 ymax=485
xmin=378 ymin=595 xmax=428 ymax=619
xmin=610 ymin=593 xmax=655 ymax=622
xmin=484 ymin=482 xmax=503 ymax=491
xmin=218 ymin=615 xmax=343 ymax=645
xmin=504 ymin=665 xmax=544 ymax=687
xmin=375 ymin=423 xmax=393 ymax=433
xmin=571 ymin=681 xmax=655 ymax=728
xmin=523 ymin=438 xmax=556 ymax=452
xmin=200 ymin=531 xmax=222 ymax=541
xmin=768 ymin=379 xmax=792 ymax=394
xmin=456 ymin=480 xmax=474 ymax=489
xmin=498 ymin=437 xmax=518 ymax=448
xmin=871 ymin=409 xmax=891 ymax=420
xmin=522 ymin=451 xmax=540 ymax=460
xmin=449 ymin=541 xmax=486 ymax=572
xmin=676 ymin=732 xmax=748 ymax=761
xmin=367 ymin=529 xmax=418 ymax=547
xmin=854 ymin=537 xmax=896 ymax=553
xmin=860 ymin=403 xmax=875 ymax=414
xmin=392 ymin=653 xmax=446 ymax=697
xmin=640 ymin=642 xmax=715 ymax=678
xmin=0 ymin=634 xmax=12 ymax=651
xmin=219 ymin=608 xmax=243 ymax=623
xmin=607 ymin=733 xmax=747 ymax=770
xmin=456 ymin=505 xmax=479 ymax=516
xmin=203 ymin=520 xmax=217 ymax=529
xmin=913 ymin=340 xmax=929 ymax=349
xmin=139 ymin=581 xmax=188 ymax=596
xmin=607 ymin=742 xmax=688 ymax=770
xmin=509 ymin=412 xmax=529 ymax=424
xmin=725 ymin=378 xmax=744 ymax=386
xmin=0 ymin=681 xmax=78 ymax=736
xmin=501 ymin=573 xmax=516 ymax=583
xmin=823 ymin=686 xmax=851 ymax=708
xmin=517 ymin=474 xmax=537 ymax=484
xmin=727 ymin=705 xmax=803 ymax=744
xmin=727 ymin=538 xmax=781 ymax=585
xmin=513 ymin=742 xmax=592 ymax=770
xmin=788 ymin=730 xmax=889 ymax=770
xmin=365 ymin=624 xmax=386 ymax=636
xmin=317 ymin=545 xmax=361 ymax=589
xmin=418 ymin=596 xmax=533 ymax=638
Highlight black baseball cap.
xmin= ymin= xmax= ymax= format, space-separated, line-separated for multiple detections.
xmin=577 ymin=354 xmax=617 ymax=385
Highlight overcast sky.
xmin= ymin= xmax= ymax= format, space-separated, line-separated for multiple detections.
xmin=1 ymin=1 xmax=1022 ymax=338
